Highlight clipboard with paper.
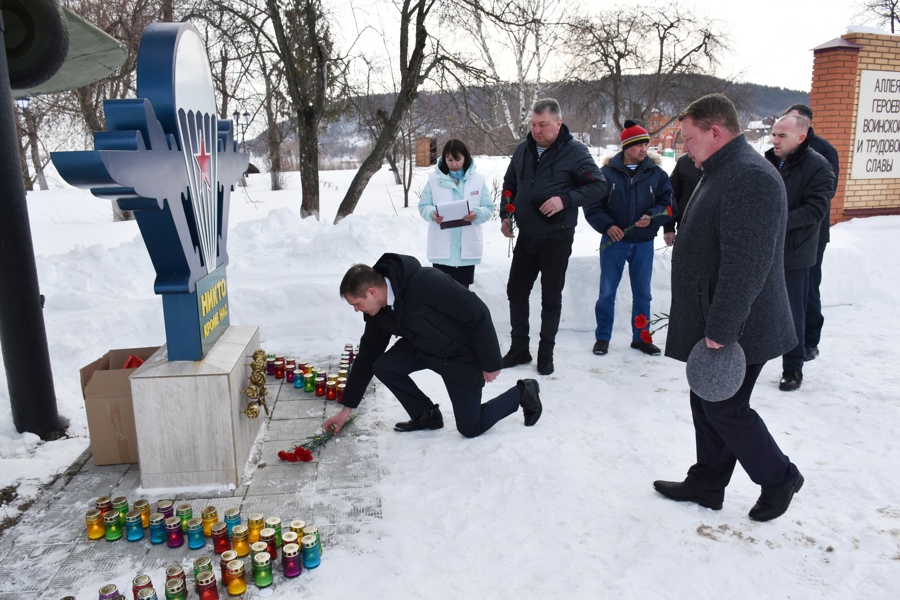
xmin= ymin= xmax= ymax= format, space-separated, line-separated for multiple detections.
xmin=434 ymin=199 xmax=472 ymax=229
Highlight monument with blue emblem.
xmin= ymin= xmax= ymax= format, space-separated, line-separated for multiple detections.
xmin=53 ymin=22 xmax=261 ymax=488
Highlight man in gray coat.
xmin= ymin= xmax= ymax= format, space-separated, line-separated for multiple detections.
xmin=653 ymin=94 xmax=804 ymax=522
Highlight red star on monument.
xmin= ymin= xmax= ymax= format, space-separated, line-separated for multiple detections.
xmin=195 ymin=136 xmax=212 ymax=190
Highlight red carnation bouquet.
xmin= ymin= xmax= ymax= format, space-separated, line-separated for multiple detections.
xmin=634 ymin=312 xmax=669 ymax=344
xmin=278 ymin=413 xmax=358 ymax=463
xmin=600 ymin=206 xmax=674 ymax=251
xmin=503 ymin=189 xmax=516 ymax=256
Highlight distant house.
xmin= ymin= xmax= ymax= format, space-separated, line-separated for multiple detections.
xmin=647 ymin=110 xmax=680 ymax=153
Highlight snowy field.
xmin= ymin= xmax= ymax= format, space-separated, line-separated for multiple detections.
xmin=1 ymin=152 xmax=898 ymax=598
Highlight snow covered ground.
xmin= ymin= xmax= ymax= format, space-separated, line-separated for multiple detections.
xmin=1 ymin=153 xmax=898 ymax=598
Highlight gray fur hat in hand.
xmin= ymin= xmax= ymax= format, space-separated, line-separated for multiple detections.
xmin=686 ymin=340 xmax=746 ymax=402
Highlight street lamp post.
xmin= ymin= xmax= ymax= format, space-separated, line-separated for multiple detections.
xmin=232 ymin=110 xmax=251 ymax=186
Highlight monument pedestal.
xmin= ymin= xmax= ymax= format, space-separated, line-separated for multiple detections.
xmin=131 ymin=325 xmax=262 ymax=488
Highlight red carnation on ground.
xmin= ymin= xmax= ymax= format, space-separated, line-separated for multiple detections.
xmin=278 ymin=414 xmax=358 ymax=463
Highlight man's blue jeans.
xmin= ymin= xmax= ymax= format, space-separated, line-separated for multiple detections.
xmin=594 ymin=238 xmax=654 ymax=343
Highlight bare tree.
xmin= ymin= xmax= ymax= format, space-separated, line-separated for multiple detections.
xmin=565 ymin=2 xmax=728 ymax=135
xmin=858 ymin=0 xmax=900 ymax=32
xmin=453 ymin=0 xmax=568 ymax=141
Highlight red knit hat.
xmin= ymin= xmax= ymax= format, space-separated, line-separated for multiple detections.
xmin=621 ymin=119 xmax=650 ymax=149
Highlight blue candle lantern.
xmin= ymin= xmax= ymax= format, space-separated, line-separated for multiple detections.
xmin=186 ymin=517 xmax=205 ymax=550
xmin=149 ymin=513 xmax=166 ymax=544
xmin=223 ymin=508 xmax=241 ymax=538
xmin=125 ymin=510 xmax=145 ymax=541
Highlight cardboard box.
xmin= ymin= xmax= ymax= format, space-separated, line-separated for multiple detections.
xmin=80 ymin=346 xmax=160 ymax=465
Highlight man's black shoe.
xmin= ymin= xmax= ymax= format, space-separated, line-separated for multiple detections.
xmin=502 ymin=348 xmax=532 ymax=368
xmin=804 ymin=346 xmax=819 ymax=362
xmin=592 ymin=340 xmax=609 ymax=355
xmin=779 ymin=371 xmax=803 ymax=391
xmin=652 ymin=480 xmax=723 ymax=511
xmin=517 ymin=379 xmax=542 ymax=426
xmin=631 ymin=341 xmax=661 ymax=356
xmin=537 ymin=355 xmax=554 ymax=375
xmin=749 ymin=473 xmax=804 ymax=522
xmin=394 ymin=404 xmax=444 ymax=432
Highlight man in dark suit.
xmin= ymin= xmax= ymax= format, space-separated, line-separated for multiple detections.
xmin=653 ymin=94 xmax=804 ymax=522
xmin=765 ymin=115 xmax=834 ymax=391
xmin=325 ymin=253 xmax=542 ymax=438
xmin=783 ymin=104 xmax=839 ymax=363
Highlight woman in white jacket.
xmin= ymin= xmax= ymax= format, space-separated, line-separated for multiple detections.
xmin=417 ymin=140 xmax=494 ymax=288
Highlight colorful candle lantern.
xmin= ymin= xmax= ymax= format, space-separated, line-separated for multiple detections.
xmin=85 ymin=508 xmax=105 ymax=540
xmin=223 ymin=508 xmax=241 ymax=538
xmin=220 ymin=550 xmax=237 ymax=582
xmin=175 ymin=503 xmax=192 ymax=532
xmin=274 ymin=360 xmax=285 ymax=379
xmin=259 ymin=527 xmax=278 ymax=559
xmin=265 ymin=517 xmax=283 ymax=547
xmin=303 ymin=373 xmax=315 ymax=392
xmin=289 ymin=520 xmax=306 ymax=536
xmin=315 ymin=377 xmax=326 ymax=396
xmin=250 ymin=541 xmax=268 ymax=562
xmin=186 ymin=518 xmax=205 ymax=550
xmin=231 ymin=524 xmax=250 ymax=557
xmin=282 ymin=542 xmax=302 ymax=578
xmin=265 ymin=358 xmax=275 ymax=375
xmin=201 ymin=506 xmax=218 ymax=537
xmin=211 ymin=522 xmax=230 ymax=554
xmin=103 ymin=510 xmax=123 ymax=541
xmin=136 ymin=588 xmax=158 ymax=600
xmin=163 ymin=578 xmax=186 ymax=600
xmin=112 ymin=496 xmax=129 ymax=525
xmin=281 ymin=531 xmax=298 ymax=548
xmin=285 ymin=359 xmax=296 ymax=371
xmin=125 ymin=510 xmax=145 ymax=541
xmin=252 ymin=552 xmax=273 ymax=588
xmin=95 ymin=496 xmax=112 ymax=516
xmin=247 ymin=513 xmax=264 ymax=543
xmin=337 ymin=383 xmax=346 ymax=403
xmin=325 ymin=381 xmax=337 ymax=400
xmin=193 ymin=556 xmax=214 ymax=587
xmin=286 ymin=368 xmax=295 ymax=383
xmin=164 ymin=565 xmax=186 ymax=589
xmin=195 ymin=571 xmax=218 ymax=600
xmin=149 ymin=513 xmax=166 ymax=544
xmin=303 ymin=524 xmax=323 ymax=555
xmin=225 ymin=560 xmax=247 ymax=596
xmin=165 ymin=516 xmax=184 ymax=548
xmin=301 ymin=534 xmax=321 ymax=569
xmin=298 ymin=362 xmax=308 ymax=374
xmin=133 ymin=499 xmax=151 ymax=528
xmin=98 ymin=584 xmax=120 ymax=600
xmin=132 ymin=574 xmax=153 ymax=600
xmin=157 ymin=499 xmax=175 ymax=519
xmin=292 ymin=370 xmax=302 ymax=387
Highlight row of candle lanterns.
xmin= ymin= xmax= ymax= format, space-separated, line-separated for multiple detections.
xmin=92 ymin=536 xmax=321 ymax=600
xmin=266 ymin=344 xmax=356 ymax=402
xmin=86 ymin=496 xmax=323 ymax=562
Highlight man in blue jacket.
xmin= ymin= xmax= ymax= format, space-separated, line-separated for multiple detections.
xmin=585 ymin=121 xmax=674 ymax=356
xmin=324 ymin=253 xmax=542 ymax=438
xmin=500 ymin=98 xmax=606 ymax=376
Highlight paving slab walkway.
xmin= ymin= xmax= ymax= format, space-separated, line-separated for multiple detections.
xmin=0 ymin=357 xmax=380 ymax=600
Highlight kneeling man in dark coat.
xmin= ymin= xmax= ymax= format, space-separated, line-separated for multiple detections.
xmin=325 ymin=253 xmax=542 ymax=438
xmin=653 ymin=95 xmax=804 ymax=522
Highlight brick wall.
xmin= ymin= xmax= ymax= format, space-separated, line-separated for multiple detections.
xmin=813 ymin=33 xmax=900 ymax=224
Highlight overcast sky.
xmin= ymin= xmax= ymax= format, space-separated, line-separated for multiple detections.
xmin=335 ymin=0 xmax=882 ymax=93
xmin=709 ymin=0 xmax=870 ymax=90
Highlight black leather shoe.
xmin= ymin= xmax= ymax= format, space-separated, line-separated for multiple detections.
xmin=653 ymin=480 xmax=723 ymax=510
xmin=592 ymin=340 xmax=609 ymax=355
xmin=517 ymin=379 xmax=542 ymax=426
xmin=749 ymin=473 xmax=804 ymax=522
xmin=631 ymin=341 xmax=661 ymax=356
xmin=537 ymin=355 xmax=554 ymax=375
xmin=502 ymin=348 xmax=533 ymax=368
xmin=804 ymin=346 xmax=819 ymax=362
xmin=779 ymin=371 xmax=803 ymax=391
xmin=394 ymin=404 xmax=444 ymax=432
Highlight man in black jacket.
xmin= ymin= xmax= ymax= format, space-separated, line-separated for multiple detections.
xmin=500 ymin=98 xmax=606 ymax=375
xmin=662 ymin=153 xmax=703 ymax=247
xmin=324 ymin=253 xmax=542 ymax=438
xmin=765 ymin=115 xmax=834 ymax=391
xmin=783 ymin=104 xmax=840 ymax=362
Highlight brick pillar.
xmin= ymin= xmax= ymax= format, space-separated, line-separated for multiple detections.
xmin=811 ymin=38 xmax=861 ymax=225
